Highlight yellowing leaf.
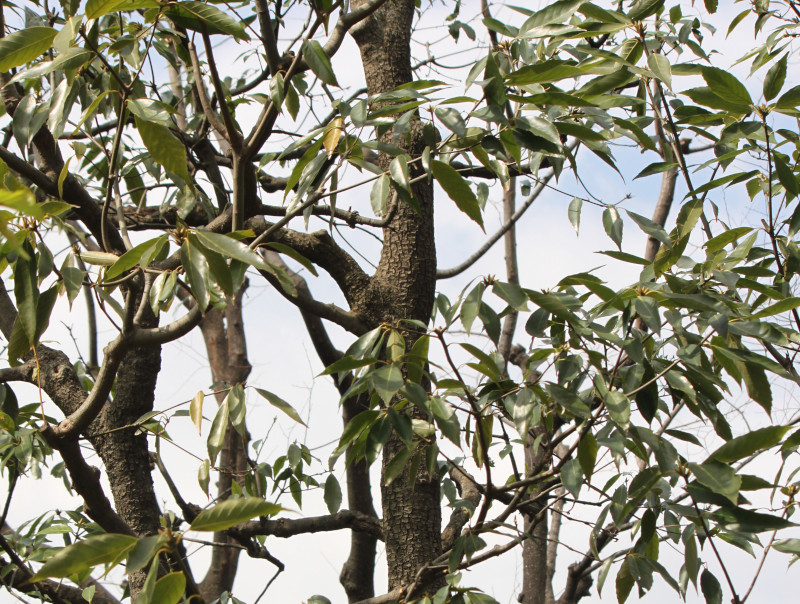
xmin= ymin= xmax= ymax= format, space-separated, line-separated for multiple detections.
xmin=190 ymin=391 xmax=204 ymax=434
xmin=323 ymin=117 xmax=344 ymax=158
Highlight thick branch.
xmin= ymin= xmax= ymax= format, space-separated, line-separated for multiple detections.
xmin=441 ymin=467 xmax=482 ymax=551
xmin=237 ymin=510 xmax=383 ymax=541
xmin=40 ymin=426 xmax=135 ymax=535
xmin=247 ymin=216 xmax=371 ymax=311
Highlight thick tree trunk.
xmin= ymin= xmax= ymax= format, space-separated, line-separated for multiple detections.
xmin=90 ymin=295 xmax=164 ymax=598
xmin=352 ymin=0 xmax=441 ymax=591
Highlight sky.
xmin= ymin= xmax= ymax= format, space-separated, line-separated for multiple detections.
xmin=2 ymin=0 xmax=800 ymax=603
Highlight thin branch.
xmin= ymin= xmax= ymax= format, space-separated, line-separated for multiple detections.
xmin=200 ymin=26 xmax=243 ymax=152
xmin=254 ymin=0 xmax=282 ymax=76
xmin=187 ymin=38 xmax=231 ymax=146
xmin=437 ymin=174 xmax=553 ymax=279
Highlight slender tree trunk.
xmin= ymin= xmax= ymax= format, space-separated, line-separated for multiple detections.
xmin=197 ymin=288 xmax=252 ymax=601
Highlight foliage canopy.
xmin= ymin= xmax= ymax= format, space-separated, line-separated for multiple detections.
xmin=1 ymin=0 xmax=800 ymax=603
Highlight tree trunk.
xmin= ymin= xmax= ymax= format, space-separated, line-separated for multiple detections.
xmin=352 ymin=0 xmax=441 ymax=591
xmin=197 ymin=290 xmax=252 ymax=601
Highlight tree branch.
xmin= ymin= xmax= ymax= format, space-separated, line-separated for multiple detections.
xmin=236 ymin=510 xmax=383 ymax=541
xmin=39 ymin=425 xmax=135 ymax=536
xmin=254 ymin=0 xmax=282 ymax=76
xmin=247 ymin=216 xmax=371 ymax=311
xmin=437 ymin=175 xmax=553 ymax=280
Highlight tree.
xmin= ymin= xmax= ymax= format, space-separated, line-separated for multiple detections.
xmin=1 ymin=0 xmax=800 ymax=603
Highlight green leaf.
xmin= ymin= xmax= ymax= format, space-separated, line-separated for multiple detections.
xmin=106 ymin=236 xmax=167 ymax=280
xmin=193 ymin=230 xmax=296 ymax=296
xmin=712 ymin=507 xmax=796 ymax=533
xmin=13 ymin=243 xmax=38 ymax=344
xmin=561 ymin=458 xmax=583 ymax=498
xmin=225 ymin=384 xmax=247 ymax=438
xmin=635 ymin=296 xmax=661 ymax=334
xmin=775 ymin=85 xmax=800 ymax=113
xmin=255 ymin=388 xmax=307 ymax=427
xmin=548 ymin=384 xmax=590 ymax=418
xmin=648 ymin=53 xmax=672 ymax=89
xmin=683 ymin=87 xmax=751 ymax=113
xmin=171 ymin=1 xmax=249 ymax=40
xmin=461 ymin=282 xmax=485 ymax=335
xmin=324 ymin=474 xmax=342 ymax=514
xmin=763 ymin=54 xmax=787 ymax=101
xmin=431 ymin=397 xmax=460 ymax=445
xmin=506 ymin=60 xmax=582 ymax=86
xmin=602 ymin=206 xmax=623 ymax=250
xmin=150 ymin=573 xmax=186 ymax=604
xmin=335 ymin=410 xmax=380 ymax=457
xmin=492 ymin=281 xmax=528 ymax=311
xmin=709 ymin=426 xmax=790 ymax=463
xmin=435 ymin=106 xmax=467 ymax=137
xmin=29 ymin=534 xmax=137 ymax=581
xmin=568 ymin=197 xmax=582 ymax=235
xmin=701 ymin=66 xmax=752 ymax=107
xmin=133 ymin=114 xmax=190 ymax=185
xmin=773 ymin=539 xmax=800 ymax=554
xmin=302 ymin=40 xmax=338 ymax=86
xmin=684 ymin=530 xmax=699 ymax=586
xmin=85 ymin=0 xmax=159 ymax=19
xmin=520 ymin=0 xmax=586 ymax=31
xmin=181 ymin=239 xmax=211 ymax=311
xmin=627 ymin=0 xmax=664 ymax=21
xmin=198 ymin=459 xmax=210 ymax=497
xmin=370 ymin=174 xmax=391 ymax=217
xmin=604 ymin=390 xmax=630 ymax=430
xmin=0 ymin=27 xmax=57 ymax=72
xmin=578 ymin=433 xmax=598 ymax=479
xmin=190 ymin=497 xmax=282 ymax=532
xmin=688 ymin=461 xmax=741 ymax=504
xmin=432 ymin=160 xmax=484 ymax=229
xmin=207 ymin=400 xmax=229 ymax=466
xmin=384 ymin=446 xmax=412 ymax=485
xmin=188 ymin=391 xmax=204 ymax=434
xmin=703 ymin=227 xmax=753 ymax=253
xmin=370 ymin=364 xmax=404 ymax=404
xmin=633 ymin=162 xmax=678 ymax=180
xmin=126 ymin=535 xmax=167 ymax=572
xmin=627 ymin=211 xmax=671 ymax=251
xmin=321 ymin=356 xmax=377 ymax=375
xmin=774 ymin=155 xmax=799 ymax=198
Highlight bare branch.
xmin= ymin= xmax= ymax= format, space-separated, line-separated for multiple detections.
xmin=254 ymin=0 xmax=282 ymax=76
xmin=237 ymin=510 xmax=383 ymax=541
xmin=187 ymin=38 xmax=232 ymax=146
